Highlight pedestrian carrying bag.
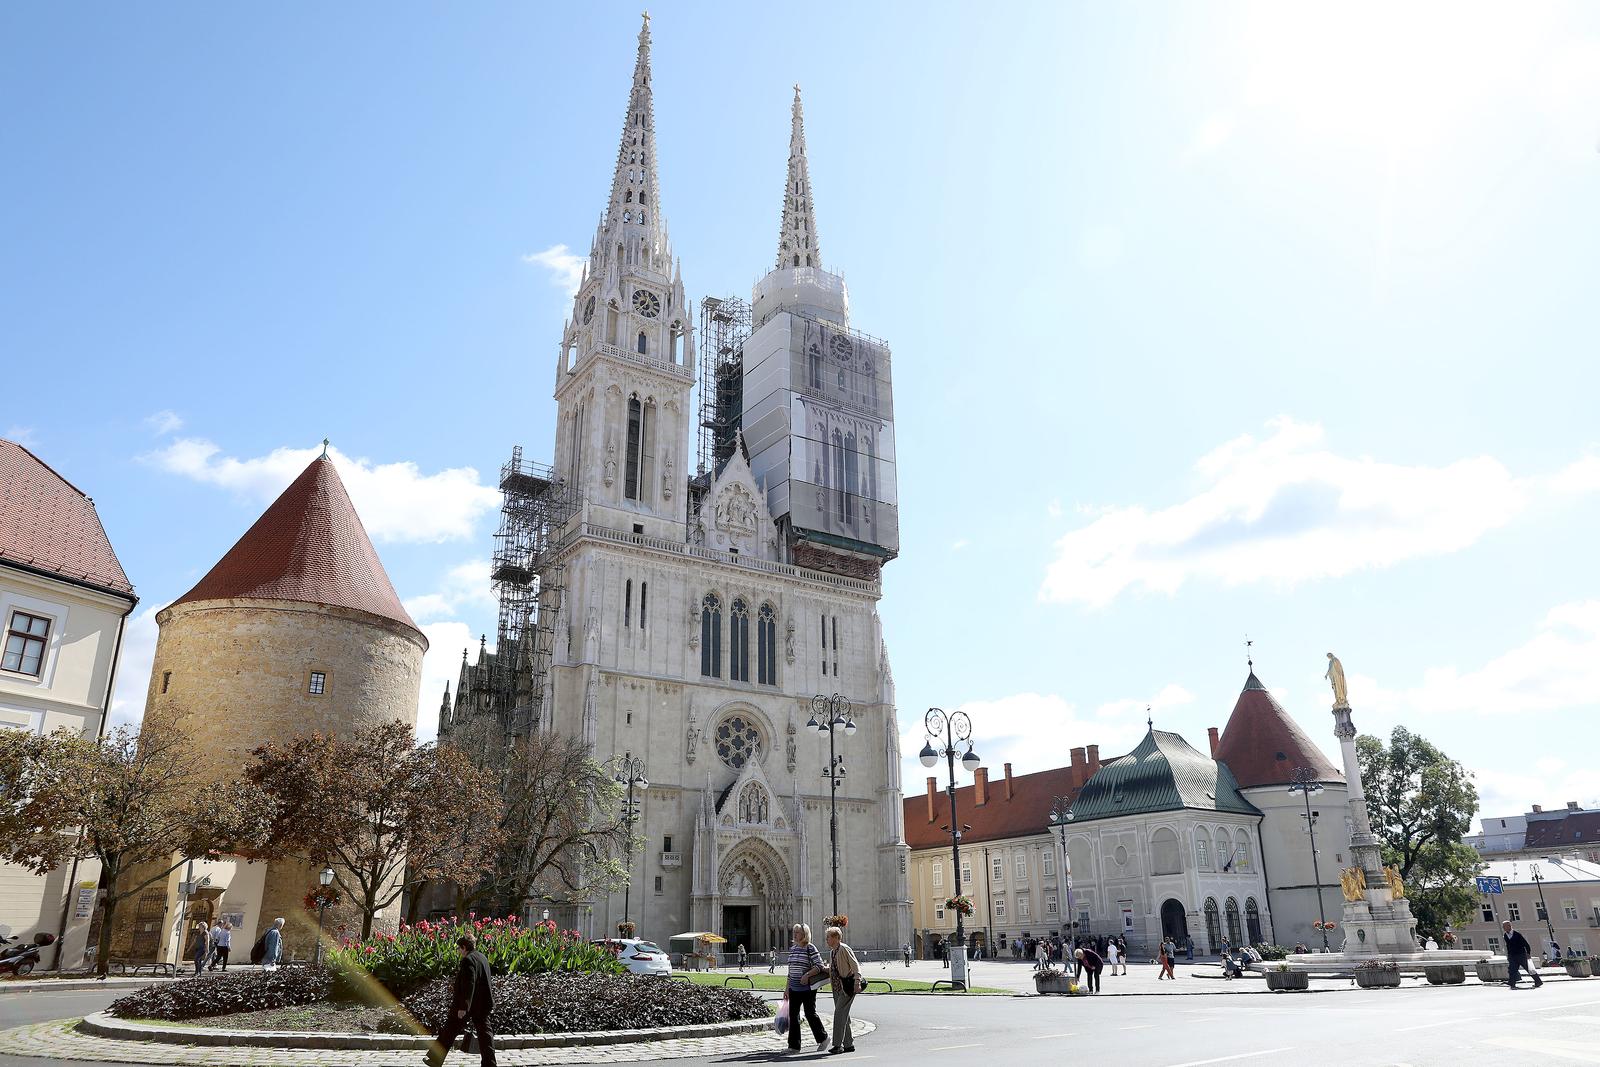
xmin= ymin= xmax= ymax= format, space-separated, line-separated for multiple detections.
xmin=774 ymin=992 xmax=790 ymax=1035
xmin=249 ymin=935 xmax=267 ymax=965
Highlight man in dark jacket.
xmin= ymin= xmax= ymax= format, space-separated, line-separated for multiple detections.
xmin=1073 ymin=946 xmax=1104 ymax=993
xmin=425 ymin=934 xmax=496 ymax=1066
xmin=1502 ymin=920 xmax=1543 ymax=989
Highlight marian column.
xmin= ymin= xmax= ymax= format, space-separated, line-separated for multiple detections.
xmin=1326 ymin=654 xmax=1419 ymax=956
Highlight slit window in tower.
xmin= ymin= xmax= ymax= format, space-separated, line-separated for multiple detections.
xmin=640 ymin=401 xmax=656 ymax=500
xmin=832 ymin=430 xmax=846 ymax=523
xmin=625 ymin=397 xmax=642 ymax=500
xmin=701 ymin=594 xmax=722 ymax=678
xmin=624 ymin=579 xmax=632 ymax=628
xmin=637 ymin=332 xmax=648 ymax=355
xmin=757 ymin=603 xmax=777 ymax=685
xmin=844 ymin=432 xmax=857 ymax=525
xmin=831 ymin=616 xmax=839 ymax=677
xmin=640 ymin=582 xmax=647 ymax=629
xmin=820 ymin=615 xmax=826 ymax=673
xmin=730 ymin=599 xmax=750 ymax=682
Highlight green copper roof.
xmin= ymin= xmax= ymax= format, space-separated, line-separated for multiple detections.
xmin=1069 ymin=728 xmax=1260 ymax=822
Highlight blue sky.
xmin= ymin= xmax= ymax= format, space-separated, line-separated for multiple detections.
xmin=4 ymin=1 xmax=1598 ymax=817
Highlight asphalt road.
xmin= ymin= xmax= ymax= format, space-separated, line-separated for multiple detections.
xmin=3 ymin=978 xmax=1599 ymax=1066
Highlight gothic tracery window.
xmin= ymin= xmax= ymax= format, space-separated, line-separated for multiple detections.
xmin=757 ymin=603 xmax=777 ymax=685
xmin=715 ymin=715 xmax=759 ymax=770
xmin=729 ymin=598 xmax=750 ymax=682
xmin=700 ymin=594 xmax=722 ymax=677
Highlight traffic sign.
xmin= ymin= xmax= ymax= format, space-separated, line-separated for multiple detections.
xmin=1476 ymin=876 xmax=1503 ymax=894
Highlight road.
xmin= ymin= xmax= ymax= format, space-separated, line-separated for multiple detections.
xmin=3 ymin=976 xmax=1599 ymax=1066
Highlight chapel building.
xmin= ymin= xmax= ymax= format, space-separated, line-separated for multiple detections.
xmin=442 ymin=17 xmax=910 ymax=951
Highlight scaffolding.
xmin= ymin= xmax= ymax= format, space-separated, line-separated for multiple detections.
xmin=474 ymin=445 xmax=579 ymax=743
xmin=696 ymin=294 xmax=750 ymax=480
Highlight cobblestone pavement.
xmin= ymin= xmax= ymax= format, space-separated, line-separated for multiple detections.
xmin=0 ymin=1018 xmax=876 ymax=1065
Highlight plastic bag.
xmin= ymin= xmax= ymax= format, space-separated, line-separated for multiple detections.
xmin=1067 ymin=981 xmax=1079 ymax=994
xmin=774 ymin=991 xmax=790 ymax=1035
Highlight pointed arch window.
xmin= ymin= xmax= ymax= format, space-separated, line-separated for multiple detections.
xmin=1204 ymin=898 xmax=1221 ymax=952
xmin=625 ymin=397 xmax=643 ymax=500
xmin=1245 ymin=897 xmax=1263 ymax=944
xmin=700 ymin=594 xmax=722 ymax=678
xmin=757 ymin=603 xmax=777 ymax=685
xmin=1224 ymin=897 xmax=1242 ymax=945
xmin=729 ymin=599 xmax=750 ymax=682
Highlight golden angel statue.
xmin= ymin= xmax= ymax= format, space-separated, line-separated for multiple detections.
xmin=1340 ymin=865 xmax=1367 ymax=902
xmin=1384 ymin=866 xmax=1406 ymax=899
xmin=1325 ymin=652 xmax=1349 ymax=707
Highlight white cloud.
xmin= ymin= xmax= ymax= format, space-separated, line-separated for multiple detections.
xmin=5 ymin=426 xmax=38 ymax=448
xmin=523 ymin=244 xmax=586 ymax=296
xmin=1183 ymin=112 xmax=1236 ymax=162
xmin=145 ymin=440 xmax=500 ymax=544
xmin=1093 ymin=683 xmax=1194 ymax=721
xmin=403 ymin=559 xmax=495 ymax=624
xmin=1476 ymin=761 xmax=1600 ymax=821
xmin=1549 ymin=455 xmax=1600 ymax=495
xmin=949 ymin=539 xmax=969 ymax=552
xmin=144 ymin=410 xmax=184 ymax=436
xmin=107 ymin=604 xmax=165 ymax=732
xmin=1351 ymin=601 xmax=1600 ymax=718
xmin=1041 ymin=417 xmax=1564 ymax=607
xmin=415 ymin=621 xmax=482 ymax=744
xmin=1046 ymin=500 xmax=1063 ymax=519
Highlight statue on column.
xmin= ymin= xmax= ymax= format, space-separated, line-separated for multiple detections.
xmin=1325 ymin=652 xmax=1349 ymax=707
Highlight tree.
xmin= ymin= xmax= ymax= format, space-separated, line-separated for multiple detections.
xmin=440 ymin=722 xmax=633 ymax=918
xmin=248 ymin=720 xmax=501 ymax=938
xmin=0 ymin=724 xmax=271 ymax=976
xmin=1357 ymin=726 xmax=1483 ymax=936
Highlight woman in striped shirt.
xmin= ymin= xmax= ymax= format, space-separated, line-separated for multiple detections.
xmin=784 ymin=923 xmax=828 ymax=1053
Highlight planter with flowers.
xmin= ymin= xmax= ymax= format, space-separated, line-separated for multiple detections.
xmin=1563 ymin=957 xmax=1594 ymax=978
xmin=1354 ymin=960 xmax=1402 ymax=988
xmin=1265 ymin=963 xmax=1308 ymax=992
xmin=1475 ymin=957 xmax=1509 ymax=983
xmin=823 ymin=915 xmax=848 ymax=929
xmin=616 ymin=921 xmax=636 ymax=938
xmin=944 ymin=895 xmax=975 ymax=918
xmin=1423 ymin=964 xmax=1465 ymax=985
xmin=1033 ymin=964 xmax=1078 ymax=995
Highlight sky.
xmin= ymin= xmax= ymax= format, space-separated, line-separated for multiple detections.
xmin=4 ymin=1 xmax=1598 ymax=821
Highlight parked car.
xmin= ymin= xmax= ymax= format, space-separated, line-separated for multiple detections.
xmin=591 ymin=937 xmax=671 ymax=976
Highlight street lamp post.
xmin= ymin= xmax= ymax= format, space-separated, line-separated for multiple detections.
xmin=606 ymin=753 xmax=648 ymax=932
xmin=1287 ymin=767 xmax=1330 ymax=952
xmin=919 ymin=707 xmax=981 ymax=990
xmin=808 ymin=694 xmax=856 ymax=921
xmin=1048 ymin=796 xmax=1076 ymax=946
xmin=1531 ymin=863 xmax=1558 ymax=951
xmin=314 ymin=867 xmax=334 ymax=965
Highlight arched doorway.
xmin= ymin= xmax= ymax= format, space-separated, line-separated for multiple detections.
xmin=1224 ymin=897 xmax=1242 ymax=945
xmin=718 ymin=837 xmax=793 ymax=953
xmin=1245 ymin=897 xmax=1263 ymax=945
xmin=1203 ymin=898 xmax=1221 ymax=953
xmin=1160 ymin=898 xmax=1189 ymax=942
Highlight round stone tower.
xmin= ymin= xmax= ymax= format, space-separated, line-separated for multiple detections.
xmin=139 ymin=453 xmax=426 ymax=956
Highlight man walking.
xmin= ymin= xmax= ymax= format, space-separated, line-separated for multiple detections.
xmin=211 ymin=921 xmax=231 ymax=971
xmin=1502 ymin=919 xmax=1543 ymax=989
xmin=425 ymin=934 xmax=496 ymax=1067
xmin=737 ymin=943 xmax=747 ymax=971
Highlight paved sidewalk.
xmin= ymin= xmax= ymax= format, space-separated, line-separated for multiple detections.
xmin=0 ymin=1018 xmax=875 ymax=1065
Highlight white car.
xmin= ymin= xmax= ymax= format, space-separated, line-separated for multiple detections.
xmin=593 ymin=937 xmax=671 ymax=976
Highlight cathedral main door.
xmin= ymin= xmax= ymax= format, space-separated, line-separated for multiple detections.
xmin=722 ymin=905 xmax=754 ymax=954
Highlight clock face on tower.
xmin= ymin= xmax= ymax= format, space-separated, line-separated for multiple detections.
xmin=829 ymin=335 xmax=853 ymax=362
xmin=582 ymin=294 xmax=596 ymax=325
xmin=632 ymin=289 xmax=661 ymax=318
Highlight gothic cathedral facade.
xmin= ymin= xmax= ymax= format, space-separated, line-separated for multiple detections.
xmin=452 ymin=17 xmax=910 ymax=952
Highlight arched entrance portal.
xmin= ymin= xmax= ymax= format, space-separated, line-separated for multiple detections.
xmin=718 ymin=838 xmax=793 ymax=953
xmin=1160 ymin=898 xmax=1189 ymax=942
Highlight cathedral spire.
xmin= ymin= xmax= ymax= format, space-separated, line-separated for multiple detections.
xmin=777 ymin=84 xmax=821 ymax=270
xmin=594 ymin=12 xmax=665 ymax=270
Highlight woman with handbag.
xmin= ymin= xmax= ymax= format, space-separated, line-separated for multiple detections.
xmin=784 ymin=924 xmax=828 ymax=1053
xmin=825 ymin=926 xmax=861 ymax=1054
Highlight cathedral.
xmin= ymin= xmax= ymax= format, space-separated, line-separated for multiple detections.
xmin=442 ymin=16 xmax=910 ymax=952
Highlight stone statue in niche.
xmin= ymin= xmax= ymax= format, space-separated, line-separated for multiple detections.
xmin=687 ymin=602 xmax=700 ymax=649
xmin=603 ymin=436 xmax=617 ymax=488
xmin=739 ymin=784 xmax=769 ymax=825
xmin=714 ymin=484 xmax=758 ymax=539
xmin=686 ymin=708 xmax=699 ymax=764
xmin=786 ymin=727 xmax=797 ymax=773
xmin=784 ymin=615 xmax=796 ymax=664
xmin=662 ymin=456 xmax=675 ymax=498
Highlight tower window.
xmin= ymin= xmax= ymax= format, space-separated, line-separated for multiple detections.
xmin=640 ymin=582 xmax=648 ymax=629
xmin=730 ymin=599 xmax=750 ymax=682
xmin=161 ymin=671 xmax=172 ymax=694
xmin=625 ymin=579 xmax=632 ymax=628
xmin=308 ymin=671 xmax=326 ymax=696
xmin=637 ymin=332 xmax=648 ymax=355
xmin=625 ymin=397 xmax=652 ymax=501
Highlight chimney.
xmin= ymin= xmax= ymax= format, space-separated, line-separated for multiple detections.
xmin=1533 ymin=805 xmax=1543 ymax=814
xmin=1070 ymin=746 xmax=1087 ymax=788
xmin=1003 ymin=762 xmax=1014 ymax=800
xmin=974 ymin=766 xmax=989 ymax=806
xmin=1569 ymin=801 xmax=1581 ymax=811
xmin=1207 ymin=727 xmax=1220 ymax=757
xmin=926 ymin=777 xmax=937 ymax=823
xmin=1086 ymin=745 xmax=1100 ymax=773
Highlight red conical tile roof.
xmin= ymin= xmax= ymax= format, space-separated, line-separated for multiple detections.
xmin=174 ymin=455 xmax=423 ymax=641
xmin=1214 ymin=672 xmax=1341 ymax=789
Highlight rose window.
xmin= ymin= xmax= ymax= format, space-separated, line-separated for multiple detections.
xmin=715 ymin=715 xmax=760 ymax=770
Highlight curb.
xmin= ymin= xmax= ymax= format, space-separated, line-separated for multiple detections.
xmin=0 ymin=978 xmax=157 ymax=995
xmin=77 ymin=1011 xmax=773 ymax=1050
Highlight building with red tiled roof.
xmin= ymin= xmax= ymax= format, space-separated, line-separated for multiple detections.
xmin=903 ymin=748 xmax=1101 ymax=958
xmin=1 ymin=436 xmax=139 ymax=970
xmin=1212 ymin=670 xmax=1350 ymax=954
xmin=118 ymin=453 xmax=426 ymax=967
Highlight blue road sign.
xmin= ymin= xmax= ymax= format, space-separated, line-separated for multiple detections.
xmin=1476 ymin=876 xmax=1503 ymax=894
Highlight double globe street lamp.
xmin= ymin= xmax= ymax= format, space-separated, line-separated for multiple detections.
xmin=1287 ymin=766 xmax=1331 ymax=952
xmin=1048 ymin=797 xmax=1077 ymax=944
xmin=807 ymin=693 xmax=857 ymax=921
xmin=919 ymin=707 xmax=980 ymax=990
xmin=606 ymin=753 xmax=649 ymax=931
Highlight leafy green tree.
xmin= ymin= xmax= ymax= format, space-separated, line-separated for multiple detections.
xmin=1356 ymin=726 xmax=1482 ymax=936
xmin=0 ymin=725 xmax=271 ymax=976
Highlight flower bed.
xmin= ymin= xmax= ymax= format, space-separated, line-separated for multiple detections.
xmin=402 ymin=972 xmax=767 ymax=1035
xmin=108 ymin=968 xmax=335 ymax=1021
